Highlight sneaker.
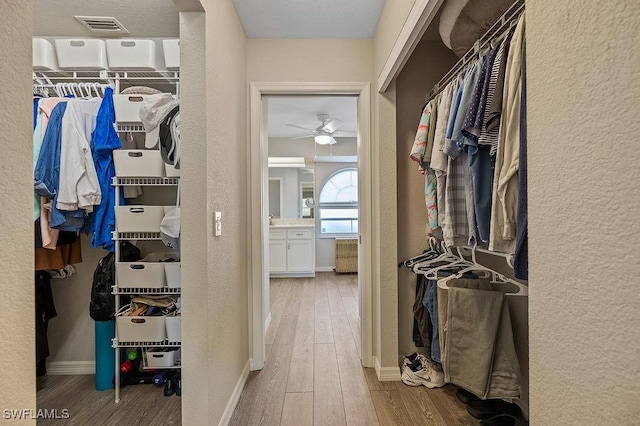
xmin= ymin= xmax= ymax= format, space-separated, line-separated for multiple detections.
xmin=401 ymin=357 xmax=445 ymax=388
xmin=402 ymin=352 xmax=420 ymax=367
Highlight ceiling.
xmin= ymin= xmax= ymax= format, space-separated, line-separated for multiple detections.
xmin=34 ymin=0 xmax=386 ymax=39
xmin=267 ymin=96 xmax=358 ymax=138
xmin=233 ymin=0 xmax=386 ymax=38
xmin=33 ymin=0 xmax=179 ymax=37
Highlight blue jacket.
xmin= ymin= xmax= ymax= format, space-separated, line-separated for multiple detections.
xmin=89 ymin=87 xmax=122 ymax=252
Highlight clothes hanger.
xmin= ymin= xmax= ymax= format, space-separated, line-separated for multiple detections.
xmin=412 ymin=243 xmax=457 ymax=272
xmin=419 ymin=245 xmax=472 ymax=278
xmin=437 ymin=270 xmax=527 ymax=297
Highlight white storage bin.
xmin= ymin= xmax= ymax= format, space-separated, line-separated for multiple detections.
xmin=106 ymin=39 xmax=162 ymax=71
xmin=113 ymin=150 xmax=165 ymax=177
xmin=162 ymin=39 xmax=180 ymax=70
xmin=115 ymin=205 xmax=165 ymax=233
xmin=145 ymin=348 xmax=180 ymax=368
xmin=165 ymin=163 xmax=180 ymax=177
xmin=113 ymin=94 xmax=150 ymax=123
xmin=33 ymin=38 xmax=58 ymax=71
xmin=54 ymin=38 xmax=109 ymax=70
xmin=164 ymin=263 xmax=181 ymax=288
xmin=116 ymin=262 xmax=166 ymax=288
xmin=165 ymin=316 xmax=181 ymax=343
xmin=117 ymin=316 xmax=166 ymax=342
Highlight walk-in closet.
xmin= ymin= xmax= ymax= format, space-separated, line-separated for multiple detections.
xmin=396 ymin=0 xmax=530 ymax=422
xmin=32 ymin=1 xmax=183 ymax=422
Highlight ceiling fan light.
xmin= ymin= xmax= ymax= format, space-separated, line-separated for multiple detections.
xmin=314 ymin=134 xmax=334 ymax=145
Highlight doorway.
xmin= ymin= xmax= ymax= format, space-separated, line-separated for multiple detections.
xmin=248 ymin=83 xmax=373 ymax=371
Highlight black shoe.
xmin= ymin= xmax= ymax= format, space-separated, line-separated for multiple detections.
xmin=456 ymin=388 xmax=479 ymax=405
xmin=480 ymin=413 xmax=528 ymax=426
xmin=466 ymin=399 xmax=520 ymax=420
xmin=163 ymin=374 xmax=176 ymax=397
xmin=175 ymin=372 xmax=182 ymax=397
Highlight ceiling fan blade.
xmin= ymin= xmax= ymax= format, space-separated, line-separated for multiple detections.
xmin=323 ymin=119 xmax=343 ymax=133
xmin=286 ymin=124 xmax=316 ymax=132
xmin=332 ymin=131 xmax=358 ymax=138
xmin=291 ymin=134 xmax=315 ymax=140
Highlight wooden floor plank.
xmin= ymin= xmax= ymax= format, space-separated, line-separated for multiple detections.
xmin=429 ymin=385 xmax=480 ymax=426
xmin=363 ymin=368 xmax=396 ymax=391
xmin=287 ymin=279 xmax=315 ymax=393
xmin=230 ymin=314 xmax=298 ymax=426
xmin=370 ymin=390 xmax=415 ymax=426
xmin=265 ymin=278 xmax=293 ymax=345
xmin=327 ymin=274 xmax=347 ymax=316
xmin=283 ymin=277 xmax=304 ymax=317
xmin=332 ymin=316 xmax=379 ymax=425
xmin=314 ymin=343 xmax=346 ymax=426
xmin=393 ymin=381 xmax=449 ymax=425
xmin=314 ymin=275 xmax=334 ymax=344
xmin=37 ymin=375 xmax=181 ymax=425
xmin=281 ymin=392 xmax=314 ymax=426
xmin=342 ymin=295 xmax=361 ymax=358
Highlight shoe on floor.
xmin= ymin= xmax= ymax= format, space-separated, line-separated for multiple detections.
xmin=456 ymin=387 xmax=480 ymax=405
xmin=400 ymin=357 xmax=445 ymax=388
xmin=480 ymin=413 xmax=528 ymax=426
xmin=466 ymin=399 xmax=520 ymax=420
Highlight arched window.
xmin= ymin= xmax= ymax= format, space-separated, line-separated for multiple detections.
xmin=318 ymin=168 xmax=358 ymax=234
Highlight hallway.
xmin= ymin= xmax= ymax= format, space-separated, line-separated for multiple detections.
xmin=230 ymin=272 xmax=478 ymax=425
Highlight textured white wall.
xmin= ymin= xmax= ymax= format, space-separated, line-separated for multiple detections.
xmin=247 ymin=39 xmax=373 ymax=82
xmin=179 ymin=9 xmax=210 ymax=423
xmin=181 ymin=0 xmax=249 ymax=424
xmin=373 ymin=0 xmax=417 ymax=77
xmin=0 ymin=2 xmax=35 ymax=419
xmin=527 ymin=1 xmax=640 ymax=424
xmin=395 ymin=40 xmax=457 ymax=358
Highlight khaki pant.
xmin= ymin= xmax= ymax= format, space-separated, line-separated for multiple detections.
xmin=437 ymin=278 xmax=521 ymax=399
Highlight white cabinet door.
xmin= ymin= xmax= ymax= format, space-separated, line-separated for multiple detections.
xmin=287 ymin=239 xmax=314 ymax=273
xmin=269 ymin=240 xmax=287 ymax=272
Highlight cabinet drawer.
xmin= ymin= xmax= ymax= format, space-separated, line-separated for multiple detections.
xmin=269 ymin=229 xmax=287 ymax=240
xmin=287 ymin=229 xmax=313 ymax=240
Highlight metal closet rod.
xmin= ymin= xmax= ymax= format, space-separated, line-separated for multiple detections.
xmin=427 ymin=0 xmax=525 ymax=100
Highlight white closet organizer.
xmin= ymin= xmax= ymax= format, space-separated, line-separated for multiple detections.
xmin=109 ymin=84 xmax=181 ymax=403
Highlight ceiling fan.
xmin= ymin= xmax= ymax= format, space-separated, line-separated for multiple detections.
xmin=286 ymin=113 xmax=343 ymax=145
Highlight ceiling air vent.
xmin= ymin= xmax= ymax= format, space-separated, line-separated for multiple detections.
xmin=74 ymin=16 xmax=129 ymax=34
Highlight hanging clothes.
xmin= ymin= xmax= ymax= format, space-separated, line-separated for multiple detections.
xmin=489 ymin=14 xmax=525 ymax=253
xmin=57 ymin=97 xmax=102 ymax=212
xmin=89 ymin=87 xmax=122 ymax=252
xmin=437 ymin=277 xmax=521 ymax=399
xmin=410 ymin=100 xmax=440 ymax=234
xmin=514 ymin=43 xmax=528 ymax=280
xmin=35 ymin=271 xmax=57 ymax=376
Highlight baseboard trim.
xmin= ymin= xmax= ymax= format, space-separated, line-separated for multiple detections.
xmin=315 ymin=266 xmax=335 ymax=272
xmin=46 ymin=361 xmax=95 ymax=375
xmin=374 ymin=356 xmax=401 ymax=382
xmin=218 ymin=359 xmax=250 ymax=426
xmin=264 ymin=312 xmax=272 ymax=335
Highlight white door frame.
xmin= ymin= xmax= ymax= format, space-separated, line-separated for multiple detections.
xmin=249 ymin=82 xmax=373 ymax=370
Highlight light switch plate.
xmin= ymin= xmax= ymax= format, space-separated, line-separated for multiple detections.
xmin=214 ymin=211 xmax=222 ymax=236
